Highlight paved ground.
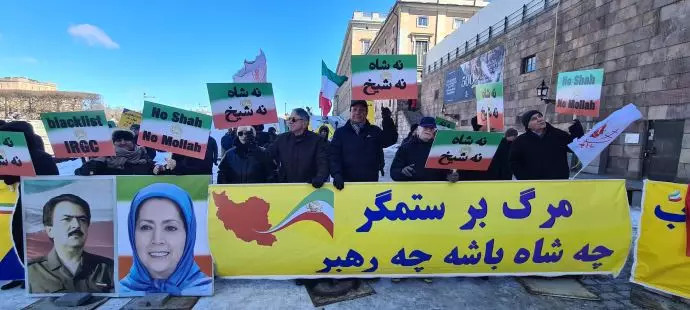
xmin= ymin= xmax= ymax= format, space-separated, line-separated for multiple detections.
xmin=0 ymin=145 xmax=648 ymax=309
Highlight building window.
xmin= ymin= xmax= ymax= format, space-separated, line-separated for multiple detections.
xmin=521 ymin=55 xmax=537 ymax=74
xmin=415 ymin=41 xmax=428 ymax=66
xmin=362 ymin=40 xmax=371 ymax=54
xmin=453 ymin=18 xmax=465 ymax=29
xmin=417 ymin=16 xmax=429 ymax=27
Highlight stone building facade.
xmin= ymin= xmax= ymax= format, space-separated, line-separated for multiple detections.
xmin=420 ymin=0 xmax=690 ymax=182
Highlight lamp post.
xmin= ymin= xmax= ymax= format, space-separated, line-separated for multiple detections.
xmin=536 ymin=79 xmax=555 ymax=104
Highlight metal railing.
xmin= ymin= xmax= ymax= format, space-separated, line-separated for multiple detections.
xmin=426 ymin=0 xmax=559 ymax=74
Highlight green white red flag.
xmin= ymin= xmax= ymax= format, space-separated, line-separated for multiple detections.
xmin=320 ymin=61 xmax=347 ymax=117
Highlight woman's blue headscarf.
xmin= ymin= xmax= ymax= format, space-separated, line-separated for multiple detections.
xmin=120 ymin=183 xmax=211 ymax=295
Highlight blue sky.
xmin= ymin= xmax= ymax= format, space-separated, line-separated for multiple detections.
xmin=0 ymin=1 xmax=393 ymax=115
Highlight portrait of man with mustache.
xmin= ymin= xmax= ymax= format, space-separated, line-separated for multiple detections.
xmin=27 ymin=194 xmax=114 ymax=293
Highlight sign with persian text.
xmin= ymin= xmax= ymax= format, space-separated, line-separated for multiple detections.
xmin=208 ymin=180 xmax=630 ymax=278
xmin=40 ymin=111 xmax=115 ymax=158
xmin=138 ymin=101 xmax=211 ymax=159
xmin=206 ymin=83 xmax=278 ymax=129
xmin=0 ymin=131 xmax=35 ymax=176
xmin=425 ymin=130 xmax=503 ymax=171
xmin=351 ymin=55 xmax=417 ymax=100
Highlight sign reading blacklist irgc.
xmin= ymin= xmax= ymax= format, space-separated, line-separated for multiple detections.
xmin=41 ymin=111 xmax=115 ymax=158
xmin=444 ymin=46 xmax=505 ymax=104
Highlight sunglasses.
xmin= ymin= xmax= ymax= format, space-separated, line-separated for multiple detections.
xmin=288 ymin=117 xmax=304 ymax=123
xmin=237 ymin=131 xmax=253 ymax=136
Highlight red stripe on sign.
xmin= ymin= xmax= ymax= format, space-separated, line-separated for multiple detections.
xmin=138 ymin=136 xmax=209 ymax=160
xmin=685 ymin=184 xmax=690 ymax=257
xmin=0 ymin=162 xmax=36 ymax=176
xmin=212 ymin=109 xmax=278 ymax=129
xmin=51 ymin=140 xmax=115 ymax=158
xmin=425 ymin=156 xmax=493 ymax=171
xmin=555 ymin=99 xmax=601 ymax=117
xmin=352 ymin=85 xmax=418 ymax=101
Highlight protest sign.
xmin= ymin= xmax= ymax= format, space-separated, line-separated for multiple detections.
xmin=435 ymin=117 xmax=456 ymax=130
xmin=425 ymin=130 xmax=503 ymax=171
xmin=444 ymin=46 xmax=505 ymax=103
xmin=138 ymin=101 xmax=211 ymax=160
xmin=0 ymin=131 xmax=36 ymax=176
xmin=475 ymin=82 xmax=504 ymax=130
xmin=40 ymin=111 xmax=115 ymax=158
xmin=556 ymin=68 xmax=604 ymax=117
xmin=118 ymin=108 xmax=142 ymax=129
xmin=22 ymin=176 xmax=116 ymax=296
xmin=116 ymin=175 xmax=213 ymax=296
xmin=208 ymin=180 xmax=630 ymax=278
xmin=207 ymin=83 xmax=278 ymax=129
xmin=632 ymin=181 xmax=690 ymax=299
xmin=351 ymin=55 xmax=417 ymax=100
xmin=0 ymin=184 xmax=22 ymax=281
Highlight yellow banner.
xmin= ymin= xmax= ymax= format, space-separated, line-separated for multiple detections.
xmin=632 ymin=180 xmax=690 ymax=298
xmin=209 ymin=180 xmax=631 ymax=278
xmin=118 ymin=109 xmax=142 ymax=129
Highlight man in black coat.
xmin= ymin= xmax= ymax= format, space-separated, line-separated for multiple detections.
xmin=390 ymin=117 xmax=457 ymax=182
xmin=329 ymin=100 xmax=398 ymax=189
xmin=217 ymin=126 xmax=274 ymax=184
xmin=510 ymin=110 xmax=584 ymax=180
xmin=268 ymin=108 xmax=329 ymax=188
xmin=491 ymin=128 xmax=518 ymax=180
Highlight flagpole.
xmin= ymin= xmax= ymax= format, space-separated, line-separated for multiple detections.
xmin=570 ymin=162 xmax=586 ymax=180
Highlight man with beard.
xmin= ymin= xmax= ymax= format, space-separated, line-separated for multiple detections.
xmin=27 ymin=194 xmax=114 ymax=293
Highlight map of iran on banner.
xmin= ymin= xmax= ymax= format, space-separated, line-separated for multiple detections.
xmin=207 ymin=83 xmax=278 ymax=129
xmin=41 ymin=111 xmax=115 ymax=158
xmin=475 ymin=82 xmax=504 ymax=130
xmin=0 ymin=131 xmax=35 ymax=176
xmin=138 ymin=101 xmax=211 ymax=160
xmin=425 ymin=130 xmax=504 ymax=171
xmin=351 ymin=55 xmax=417 ymax=100
xmin=556 ymin=68 xmax=604 ymax=117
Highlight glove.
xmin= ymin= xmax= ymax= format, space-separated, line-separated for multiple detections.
xmin=165 ymin=158 xmax=177 ymax=171
xmin=333 ymin=175 xmax=345 ymax=191
xmin=568 ymin=119 xmax=584 ymax=138
xmin=401 ymin=164 xmax=416 ymax=177
xmin=447 ymin=171 xmax=460 ymax=183
xmin=311 ymin=177 xmax=324 ymax=189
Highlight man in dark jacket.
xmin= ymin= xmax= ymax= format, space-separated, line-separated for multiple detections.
xmin=75 ymin=130 xmax=154 ymax=176
xmin=154 ymin=136 xmax=218 ymax=176
xmin=391 ymin=117 xmax=457 ymax=182
xmin=329 ymin=100 xmax=397 ymax=189
xmin=0 ymin=121 xmax=58 ymax=290
xmin=221 ymin=128 xmax=236 ymax=158
xmin=217 ymin=126 xmax=274 ymax=184
xmin=491 ymin=128 xmax=518 ymax=180
xmin=268 ymin=108 xmax=329 ymax=188
xmin=510 ymin=110 xmax=584 ymax=180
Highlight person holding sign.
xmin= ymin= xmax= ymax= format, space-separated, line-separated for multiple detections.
xmin=217 ymin=126 xmax=275 ymax=184
xmin=390 ymin=117 xmax=458 ymax=182
xmin=509 ymin=111 xmax=584 ymax=180
xmin=268 ymin=108 xmax=329 ymax=188
xmin=75 ymin=130 xmax=154 ymax=176
xmin=329 ymin=100 xmax=397 ymax=190
xmin=153 ymin=136 xmax=218 ymax=176
xmin=120 ymin=183 xmax=211 ymax=295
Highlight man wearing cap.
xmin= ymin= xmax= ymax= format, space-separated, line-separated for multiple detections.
xmin=509 ymin=110 xmax=584 ymax=180
xmin=329 ymin=100 xmax=398 ymax=189
xmin=390 ymin=117 xmax=458 ymax=182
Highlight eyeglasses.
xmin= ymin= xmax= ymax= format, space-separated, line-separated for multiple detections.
xmin=237 ymin=131 xmax=252 ymax=136
xmin=288 ymin=117 xmax=304 ymax=123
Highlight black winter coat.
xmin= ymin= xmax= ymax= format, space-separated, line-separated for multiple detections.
xmin=510 ymin=123 xmax=575 ymax=180
xmin=217 ymin=143 xmax=274 ymax=184
xmin=268 ymin=131 xmax=329 ymax=183
xmin=330 ymin=120 xmax=397 ymax=182
xmin=461 ymin=138 xmax=513 ymax=181
xmin=390 ymin=136 xmax=449 ymax=181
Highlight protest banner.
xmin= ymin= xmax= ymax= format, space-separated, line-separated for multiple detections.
xmin=475 ymin=82 xmax=504 ymax=130
xmin=40 ymin=111 xmax=115 ymax=158
xmin=351 ymin=55 xmax=417 ymax=100
xmin=208 ymin=180 xmax=630 ymax=278
xmin=0 ymin=184 xmax=22 ymax=281
xmin=444 ymin=46 xmax=505 ymax=103
xmin=116 ymin=175 xmax=213 ymax=296
xmin=207 ymin=83 xmax=278 ymax=129
xmin=425 ymin=130 xmax=504 ymax=171
xmin=137 ymin=101 xmax=211 ymax=160
xmin=631 ymin=180 xmax=690 ymax=299
xmin=569 ymin=103 xmax=642 ymax=172
xmin=22 ymin=176 xmax=116 ymax=296
xmin=118 ymin=108 xmax=142 ymax=129
xmin=555 ymin=68 xmax=604 ymax=117
xmin=0 ymin=131 xmax=36 ymax=176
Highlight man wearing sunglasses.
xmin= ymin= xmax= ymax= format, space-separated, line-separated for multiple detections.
xmin=329 ymin=100 xmax=398 ymax=190
xmin=268 ymin=108 xmax=329 ymax=188
xmin=217 ymin=126 xmax=275 ymax=184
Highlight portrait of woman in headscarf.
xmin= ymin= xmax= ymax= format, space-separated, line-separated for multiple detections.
xmin=119 ymin=183 xmax=212 ymax=296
